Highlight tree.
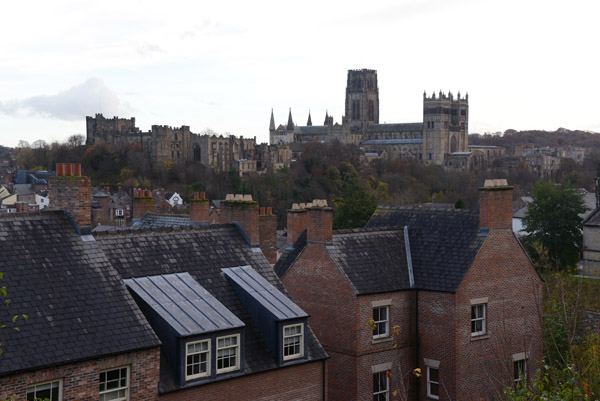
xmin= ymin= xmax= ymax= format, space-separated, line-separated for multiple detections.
xmin=332 ymin=162 xmax=377 ymax=229
xmin=523 ymin=181 xmax=587 ymax=269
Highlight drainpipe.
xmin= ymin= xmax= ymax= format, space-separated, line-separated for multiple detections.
xmin=415 ymin=289 xmax=420 ymax=400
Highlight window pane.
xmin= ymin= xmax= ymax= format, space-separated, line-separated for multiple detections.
xmin=430 ymin=368 xmax=439 ymax=382
xmin=430 ymin=382 xmax=439 ymax=396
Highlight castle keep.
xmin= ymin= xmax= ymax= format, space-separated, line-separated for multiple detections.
xmin=270 ymin=69 xmax=482 ymax=169
xmin=86 ymin=114 xmax=290 ymax=173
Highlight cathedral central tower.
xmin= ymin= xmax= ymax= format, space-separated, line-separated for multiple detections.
xmin=345 ymin=69 xmax=379 ymax=130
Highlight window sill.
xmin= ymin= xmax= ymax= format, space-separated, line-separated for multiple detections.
xmin=470 ymin=334 xmax=490 ymax=342
xmin=371 ymin=336 xmax=394 ymax=345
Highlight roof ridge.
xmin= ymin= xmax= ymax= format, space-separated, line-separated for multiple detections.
xmin=376 ymin=206 xmax=478 ymax=214
xmin=333 ymin=226 xmax=404 ymax=235
xmin=0 ymin=209 xmax=66 ymax=219
xmin=93 ymin=222 xmax=238 ymax=237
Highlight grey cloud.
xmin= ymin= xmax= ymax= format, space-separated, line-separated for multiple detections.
xmin=0 ymin=78 xmax=132 ymax=121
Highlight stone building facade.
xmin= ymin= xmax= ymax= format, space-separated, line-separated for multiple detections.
xmin=270 ymin=69 xmax=500 ymax=169
xmin=86 ymin=114 xmax=290 ymax=173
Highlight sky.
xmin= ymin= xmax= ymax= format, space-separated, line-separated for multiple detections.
xmin=1 ymin=0 xmax=599 ymax=148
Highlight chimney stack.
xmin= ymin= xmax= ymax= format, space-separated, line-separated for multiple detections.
xmin=287 ymin=203 xmax=308 ymax=245
xmin=259 ymin=206 xmax=278 ymax=264
xmin=307 ymin=199 xmax=333 ymax=244
xmin=190 ymin=192 xmax=210 ymax=222
xmin=133 ymin=189 xmax=156 ymax=219
xmin=48 ymin=163 xmax=91 ymax=229
xmin=479 ymin=179 xmax=513 ymax=229
xmin=221 ymin=194 xmax=259 ymax=245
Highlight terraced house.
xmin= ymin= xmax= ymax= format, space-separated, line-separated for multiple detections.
xmin=0 ymin=164 xmax=326 ymax=401
xmin=276 ymin=180 xmax=543 ymax=400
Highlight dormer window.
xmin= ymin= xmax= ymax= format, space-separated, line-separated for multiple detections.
xmin=283 ymin=323 xmax=304 ymax=360
xmin=216 ymin=334 xmax=240 ymax=373
xmin=186 ymin=339 xmax=210 ymax=380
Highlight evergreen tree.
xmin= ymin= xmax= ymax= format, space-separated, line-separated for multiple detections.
xmin=523 ymin=181 xmax=587 ymax=269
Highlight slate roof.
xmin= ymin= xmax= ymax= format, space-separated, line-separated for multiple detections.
xmin=132 ymin=212 xmax=196 ymax=229
xmin=366 ymin=207 xmax=486 ymax=292
xmin=361 ymin=139 xmax=423 ymax=145
xmin=583 ymin=207 xmax=600 ymax=226
xmin=274 ymin=229 xmax=307 ymax=278
xmin=0 ymin=211 xmax=160 ymax=377
xmin=94 ymin=224 xmax=327 ymax=392
xmin=366 ymin=123 xmax=423 ymax=133
xmin=275 ymin=228 xmax=412 ymax=295
xmin=327 ymin=228 xmax=411 ymax=294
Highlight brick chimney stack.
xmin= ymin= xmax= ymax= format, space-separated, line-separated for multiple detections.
xmin=259 ymin=207 xmax=278 ymax=265
xmin=307 ymin=199 xmax=333 ymax=244
xmin=48 ymin=163 xmax=91 ymax=228
xmin=221 ymin=194 xmax=259 ymax=245
xmin=190 ymin=192 xmax=210 ymax=222
xmin=479 ymin=179 xmax=513 ymax=229
xmin=287 ymin=203 xmax=308 ymax=244
xmin=133 ymin=189 xmax=155 ymax=219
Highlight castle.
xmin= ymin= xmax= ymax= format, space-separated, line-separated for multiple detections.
xmin=86 ymin=115 xmax=291 ymax=173
xmin=270 ymin=69 xmax=488 ymax=169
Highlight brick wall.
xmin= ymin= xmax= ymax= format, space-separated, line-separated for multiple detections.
xmin=0 ymin=348 xmax=160 ymax=401
xmin=282 ymin=243 xmax=356 ymax=401
xmin=356 ymin=293 xmax=416 ymax=401
xmin=160 ymin=360 xmax=324 ymax=401
xmin=259 ymin=207 xmax=277 ymax=264
xmin=417 ymin=291 xmax=457 ymax=401
xmin=454 ymin=228 xmax=543 ymax=400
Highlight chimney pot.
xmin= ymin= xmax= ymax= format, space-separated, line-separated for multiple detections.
xmin=243 ymin=194 xmax=253 ymax=201
xmin=260 ymin=207 xmax=266 ymax=215
xmin=200 ymin=191 xmax=206 ymax=199
xmin=193 ymin=192 xmax=199 ymax=200
xmin=226 ymin=194 xmax=235 ymax=201
xmin=235 ymin=194 xmax=244 ymax=201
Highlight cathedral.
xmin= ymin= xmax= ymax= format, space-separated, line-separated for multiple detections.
xmin=270 ymin=69 xmax=485 ymax=169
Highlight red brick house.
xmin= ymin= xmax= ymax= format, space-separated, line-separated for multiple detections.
xmin=276 ymin=180 xmax=543 ymax=400
xmin=0 ymin=164 xmax=327 ymax=401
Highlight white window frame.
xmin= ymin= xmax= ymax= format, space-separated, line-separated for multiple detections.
xmin=513 ymin=352 xmax=529 ymax=384
xmin=186 ymin=339 xmax=211 ymax=380
xmin=216 ymin=334 xmax=240 ymax=374
xmin=115 ymin=208 xmax=124 ymax=217
xmin=471 ymin=302 xmax=487 ymax=336
xmin=372 ymin=305 xmax=390 ymax=339
xmin=26 ymin=379 xmax=63 ymax=401
xmin=99 ymin=366 xmax=129 ymax=401
xmin=427 ymin=366 xmax=440 ymax=400
xmin=283 ymin=323 xmax=304 ymax=360
xmin=372 ymin=371 xmax=389 ymax=401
